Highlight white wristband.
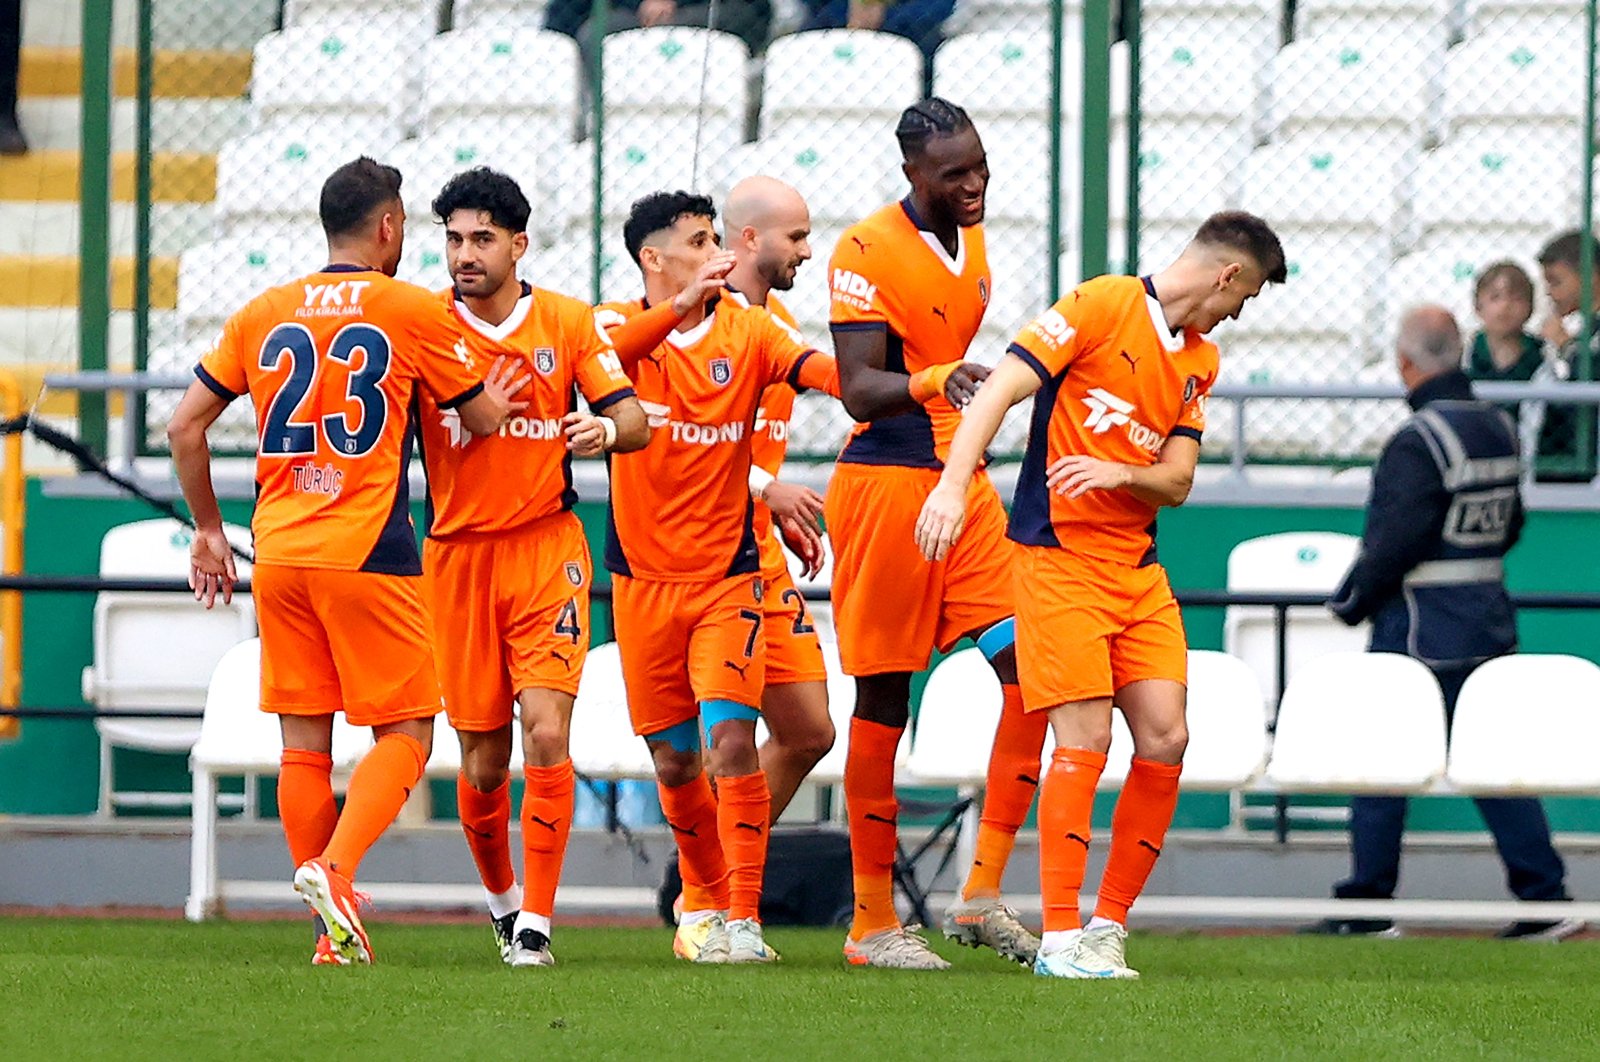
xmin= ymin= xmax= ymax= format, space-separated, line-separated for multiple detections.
xmin=599 ymin=416 xmax=618 ymax=451
xmin=748 ymin=464 xmax=776 ymax=500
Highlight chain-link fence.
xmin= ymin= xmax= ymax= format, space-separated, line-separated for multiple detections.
xmin=99 ymin=0 xmax=1598 ymax=471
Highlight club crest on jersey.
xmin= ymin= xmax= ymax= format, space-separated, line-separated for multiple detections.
xmin=535 ymin=347 xmax=556 ymax=376
xmin=564 ymin=561 xmax=583 ymax=587
xmin=752 ymin=578 xmax=764 ymax=603
xmin=709 ymin=357 xmax=733 ymax=386
xmin=1184 ymin=375 xmax=1198 ymax=403
xmin=978 ymin=277 xmax=990 ymax=306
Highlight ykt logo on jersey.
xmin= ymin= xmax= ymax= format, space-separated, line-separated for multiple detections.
xmin=297 ymin=280 xmax=370 ymax=318
xmin=709 ymin=357 xmax=732 ymax=386
xmin=535 ymin=347 xmax=556 ymax=376
xmin=1081 ymin=387 xmax=1165 ymax=454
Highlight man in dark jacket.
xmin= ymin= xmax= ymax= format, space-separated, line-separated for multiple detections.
xmin=1304 ymin=305 xmax=1578 ymax=942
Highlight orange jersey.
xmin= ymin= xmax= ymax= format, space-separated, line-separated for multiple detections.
xmin=744 ymin=291 xmax=804 ymax=577
xmin=1007 ymin=274 xmax=1218 ymax=565
xmin=418 ymin=283 xmax=634 ymax=539
xmin=596 ymin=292 xmax=839 ymax=582
xmin=828 ymin=199 xmax=991 ymax=468
xmin=197 ymin=265 xmax=484 ymax=573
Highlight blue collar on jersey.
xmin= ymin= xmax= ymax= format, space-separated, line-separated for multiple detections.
xmin=1141 ymin=275 xmax=1158 ymax=299
xmin=899 ymin=196 xmax=934 ymax=232
xmin=319 ymin=262 xmax=379 ymax=274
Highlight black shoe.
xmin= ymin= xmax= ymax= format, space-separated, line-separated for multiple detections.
xmin=1496 ymin=918 xmax=1583 ymax=941
xmin=492 ymin=911 xmax=517 ymax=960
xmin=0 ymin=117 xmax=27 ymax=157
xmin=1299 ymin=918 xmax=1401 ymax=938
xmin=508 ymin=926 xmax=555 ymax=967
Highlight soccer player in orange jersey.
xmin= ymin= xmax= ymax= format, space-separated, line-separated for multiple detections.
xmin=825 ymin=99 xmax=1043 ymax=970
xmin=916 ymin=212 xmax=1287 ymax=979
xmin=416 ymin=168 xmax=649 ymax=968
xmin=721 ymin=175 xmax=835 ymax=817
xmin=167 ymin=158 xmax=521 ymax=965
xmin=595 ymin=191 xmax=843 ymax=964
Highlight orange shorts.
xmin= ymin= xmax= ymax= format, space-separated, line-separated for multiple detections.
xmin=423 ymin=511 xmax=592 ymax=732
xmin=825 ymin=462 xmax=1013 ymax=676
xmin=612 ymin=572 xmax=766 ymax=736
xmin=762 ymin=561 xmax=827 ymax=686
xmin=252 ymin=562 xmax=440 ymax=727
xmin=1014 ymin=545 xmax=1189 ymax=710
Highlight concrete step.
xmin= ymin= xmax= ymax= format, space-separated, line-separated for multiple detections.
xmin=0 ymin=256 xmax=179 ymax=311
xmin=0 ymin=202 xmax=215 ymax=259
xmin=0 ymin=307 xmax=179 ymax=367
xmin=22 ymin=0 xmax=280 ymax=52
xmin=18 ymin=46 xmax=254 ymax=99
xmin=0 ymin=150 xmax=216 ymax=204
xmin=17 ymin=97 xmax=250 ymax=155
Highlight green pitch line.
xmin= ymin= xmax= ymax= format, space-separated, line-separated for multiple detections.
xmin=2 ymin=920 xmax=1598 ymax=1060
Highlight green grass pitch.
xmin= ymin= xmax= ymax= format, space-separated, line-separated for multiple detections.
xmin=3 ymin=918 xmax=1598 ymax=1060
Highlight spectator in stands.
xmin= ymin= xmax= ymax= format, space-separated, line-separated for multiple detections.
xmin=1468 ymin=262 xmax=1541 ymax=384
xmin=1532 ymin=231 xmax=1600 ymax=481
xmin=545 ymin=0 xmax=774 ymax=55
xmin=1303 ymin=305 xmax=1578 ymax=942
xmin=800 ymin=0 xmax=954 ymax=77
xmin=1 ymin=0 xmax=25 ymax=156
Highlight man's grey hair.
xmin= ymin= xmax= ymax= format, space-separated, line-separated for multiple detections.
xmin=1396 ymin=304 xmax=1463 ymax=375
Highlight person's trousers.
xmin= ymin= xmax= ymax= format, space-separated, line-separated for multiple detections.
xmin=1335 ymin=663 xmax=1568 ymax=902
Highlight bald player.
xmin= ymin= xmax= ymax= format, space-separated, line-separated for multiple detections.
xmin=721 ymin=175 xmax=835 ymax=819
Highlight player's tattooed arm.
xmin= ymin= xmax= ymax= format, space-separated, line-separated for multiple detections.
xmin=564 ymin=395 xmax=649 ymax=456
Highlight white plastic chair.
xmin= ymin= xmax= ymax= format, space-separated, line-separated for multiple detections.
xmin=249 ymin=25 xmax=417 ymax=139
xmin=384 ymin=132 xmax=543 ymax=223
xmin=453 ymin=0 xmax=551 ymax=29
xmin=570 ymin=641 xmax=656 ymax=781
xmin=599 ymin=118 xmax=743 ymax=219
xmin=1447 ymin=655 xmax=1600 ymax=794
xmin=186 ymin=638 xmax=369 ymax=920
xmin=1116 ymin=30 xmax=1269 ymax=129
xmin=712 ymin=128 xmax=901 ymax=229
xmin=603 ymin=27 xmax=748 ymax=123
xmin=420 ymin=29 xmax=580 ymax=141
xmin=1412 ymin=135 xmax=1579 ymax=250
xmin=932 ymin=31 xmax=1053 ymax=120
xmin=761 ymin=30 xmax=922 ymax=136
xmin=1240 ymin=138 xmax=1406 ymax=248
xmin=1462 ymin=0 xmax=1589 ymax=46
xmin=1182 ymin=649 xmax=1270 ymax=789
xmin=1223 ymin=531 xmax=1368 ymax=709
xmin=1268 ymin=35 xmax=1438 ymax=151
xmin=88 ymin=519 xmax=256 ymax=816
xmin=1265 ymin=651 xmax=1446 ymax=792
xmin=213 ymin=127 xmax=396 ymax=238
xmin=1224 ymin=246 xmax=1383 ymax=345
xmin=282 ymin=0 xmax=441 ymax=29
xmin=1443 ymin=30 xmax=1586 ymax=139
xmin=1292 ymin=0 xmax=1454 ymax=44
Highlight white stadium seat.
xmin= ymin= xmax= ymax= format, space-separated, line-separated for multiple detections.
xmin=933 ymin=32 xmax=1055 ymax=121
xmin=946 ymin=0 xmax=1080 ymax=36
xmin=87 ymin=519 xmax=256 ymax=816
xmin=601 ymin=118 xmax=741 ymax=218
xmin=420 ymin=29 xmax=581 ymax=143
xmin=1223 ymin=532 xmax=1369 ymax=708
xmin=1268 ymin=35 xmax=1439 ymax=153
xmin=907 ymin=648 xmax=1001 ymax=789
xmin=1182 ymin=650 xmax=1271 ymax=789
xmin=1239 ymin=138 xmax=1407 ymax=266
xmin=603 ymin=27 xmax=748 ymax=124
xmin=1464 ymin=0 xmax=1589 ymax=38
xmin=214 ymin=126 xmax=396 ymax=237
xmin=384 ymin=132 xmax=542 ymax=226
xmin=1110 ymin=134 xmax=1238 ymax=231
xmin=452 ymin=0 xmax=551 ymax=30
xmin=1448 ymin=655 xmax=1600 ymax=794
xmin=1113 ymin=34 xmax=1267 ymax=134
xmin=1412 ymin=134 xmax=1580 ymax=251
xmin=177 ymin=231 xmax=325 ymax=342
xmin=1293 ymin=0 xmax=1455 ymax=44
xmin=762 ymin=30 xmax=923 ymax=136
xmin=1443 ymin=31 xmax=1587 ymax=139
xmin=712 ymin=128 xmax=901 ymax=229
xmin=1139 ymin=0 xmax=1283 ymax=69
xmin=282 ymin=0 xmax=442 ymax=31
xmin=1265 ymin=651 xmax=1447 ymax=792
xmin=1225 ymin=247 xmax=1383 ymax=351
xmin=248 ymin=25 xmax=421 ymax=140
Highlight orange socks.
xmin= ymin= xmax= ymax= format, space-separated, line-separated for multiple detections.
xmin=278 ymin=748 xmax=338 ymax=868
xmin=456 ymin=773 xmax=515 ymax=896
xmin=1039 ymin=746 xmax=1106 ymax=932
xmin=321 ymin=732 xmax=427 ymax=879
xmin=845 ymin=717 xmax=903 ymax=940
xmin=658 ymin=772 xmax=729 ymax=913
xmin=1095 ymin=757 xmax=1182 ymax=924
xmin=717 ymin=770 xmax=771 ymax=922
xmin=521 ymin=760 xmax=575 ymax=918
xmin=962 ymin=684 xmax=1048 ymax=900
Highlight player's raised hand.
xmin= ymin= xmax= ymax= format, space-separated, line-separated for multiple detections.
xmin=761 ymin=480 xmax=825 ymax=535
xmin=671 ymin=251 xmax=737 ymax=315
xmin=915 ymin=481 xmax=968 ymax=561
xmin=562 ymin=411 xmax=610 ymax=457
xmin=188 ymin=526 xmax=237 ymax=609
xmin=779 ymin=513 xmax=826 ymax=580
xmin=944 ymin=362 xmax=991 ymax=408
xmin=1046 ymin=454 xmax=1134 ymax=499
xmin=478 ymin=356 xmax=532 ymax=431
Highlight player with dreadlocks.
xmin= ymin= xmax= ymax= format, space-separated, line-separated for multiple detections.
xmin=824 ymin=99 xmax=1047 ymax=970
